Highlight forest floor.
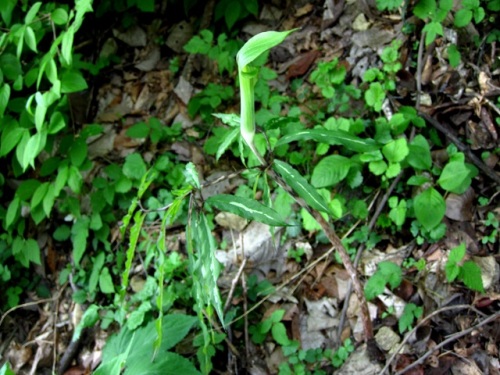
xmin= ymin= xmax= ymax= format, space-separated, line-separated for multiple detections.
xmin=1 ymin=0 xmax=500 ymax=374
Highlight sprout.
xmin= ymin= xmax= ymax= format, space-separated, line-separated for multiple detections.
xmin=236 ymin=29 xmax=297 ymax=165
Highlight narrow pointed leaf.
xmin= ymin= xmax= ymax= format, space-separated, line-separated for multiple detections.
xmin=206 ymin=194 xmax=287 ymax=226
xmin=216 ymin=127 xmax=239 ymax=161
xmin=237 ymin=29 xmax=297 ymax=68
xmin=273 ymin=160 xmax=331 ymax=214
xmin=276 ymin=128 xmax=378 ymax=152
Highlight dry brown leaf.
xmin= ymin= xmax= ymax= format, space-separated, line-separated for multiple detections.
xmin=445 ymin=187 xmax=475 ymax=221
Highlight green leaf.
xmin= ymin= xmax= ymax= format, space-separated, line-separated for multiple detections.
xmin=55 ymin=162 xmax=69 ymax=195
xmin=382 ymin=138 xmax=409 ymax=163
xmin=237 ymin=30 xmax=297 ymax=68
xmin=389 ymin=198 xmax=407 ymax=226
xmin=69 ymin=138 xmax=88 ymax=167
xmin=364 ymin=82 xmax=385 ymax=111
xmin=49 ymin=111 xmax=66 ymax=134
xmin=61 ymin=28 xmax=75 ymax=66
xmin=121 ymin=211 xmax=146 ymax=300
xmin=68 ymin=165 xmax=83 ymax=193
xmin=460 ymin=260 xmax=484 ymax=292
xmin=5 ymin=197 xmax=20 ymax=229
xmin=244 ymin=0 xmax=259 ymax=15
xmin=72 ymin=216 xmax=90 ymax=266
xmin=399 ymin=303 xmax=423 ymax=333
xmin=273 ymin=160 xmax=331 ymax=214
xmin=414 ymin=187 xmax=445 ymax=231
xmin=123 ymin=153 xmax=147 ymax=180
xmin=137 ymin=0 xmax=154 ymax=12
xmin=61 ymin=71 xmax=88 ymax=93
xmin=16 ymin=179 xmax=41 ymax=200
xmin=99 ymin=267 xmax=115 ymax=294
xmin=24 ymin=239 xmax=41 ymax=265
xmin=0 ymin=53 xmax=22 ymax=81
xmin=0 ymin=0 xmax=16 ymax=26
xmin=184 ymin=30 xmax=213 ymax=54
xmin=0 ymin=362 xmax=15 ymax=375
xmin=100 ymin=313 xmax=200 ymax=375
xmin=0 ymin=83 xmax=10 ymax=118
xmin=407 ymin=135 xmax=432 ymax=170
xmin=31 ymin=182 xmax=49 ymax=209
xmin=311 ymin=155 xmax=351 ymax=188
xmin=51 ymin=8 xmax=69 ymax=25
xmin=377 ymin=0 xmax=404 ymax=11
xmin=0 ymin=121 xmax=25 ymax=157
xmin=276 ymin=128 xmax=378 ymax=152
xmin=437 ymin=155 xmax=478 ymax=194
xmin=454 ymin=8 xmax=473 ymax=27
xmin=216 ymin=127 xmax=239 ymax=161
xmin=22 ymin=130 xmax=47 ymax=169
xmin=54 ymin=225 xmax=71 ymax=241
xmin=445 ymin=243 xmax=465 ymax=282
xmin=271 ymin=322 xmax=290 ymax=345
xmin=365 ymin=273 xmax=386 ymax=300
xmin=378 ymin=261 xmax=402 ymax=289
xmin=225 ymin=1 xmax=241 ymax=29
xmin=447 ymin=44 xmax=461 ymax=67
xmin=369 ymin=160 xmax=387 ymax=175
xmin=73 ymin=304 xmax=100 ymax=341
xmin=184 ymin=162 xmax=200 ymax=189
xmin=24 ymin=26 xmax=37 ymax=52
xmin=25 ymin=2 xmax=42 ymax=23
xmin=423 ymin=21 xmax=443 ymax=45
xmin=206 ymin=194 xmax=288 ymax=226
xmin=414 ymin=0 xmax=436 ymax=19
xmin=126 ymin=122 xmax=150 ymax=138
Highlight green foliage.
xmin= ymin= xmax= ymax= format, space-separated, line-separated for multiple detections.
xmin=184 ymin=30 xmax=241 ymax=75
xmin=445 ymin=243 xmax=484 ymax=292
xmin=0 ymin=0 xmax=96 ymax=308
xmin=365 ymin=261 xmax=403 ymax=300
xmin=399 ymin=303 xmax=423 ymax=333
xmin=214 ymin=0 xmax=258 ymax=30
xmin=482 ymin=212 xmax=499 ymax=244
xmin=0 ymin=362 xmax=15 ymax=375
xmin=206 ymin=194 xmax=288 ymax=226
xmin=454 ymin=0 xmax=485 ymax=27
xmin=95 ymin=314 xmax=200 ymax=375
xmin=188 ymin=83 xmax=235 ymax=122
xmin=249 ymin=309 xmax=290 ymax=345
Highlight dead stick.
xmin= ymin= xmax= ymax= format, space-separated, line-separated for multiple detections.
xmin=394 ymin=308 xmax=500 ymax=375
xmin=380 ymin=304 xmax=487 ymax=374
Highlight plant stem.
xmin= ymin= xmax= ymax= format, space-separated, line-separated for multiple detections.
xmin=266 ymin=167 xmax=374 ymax=342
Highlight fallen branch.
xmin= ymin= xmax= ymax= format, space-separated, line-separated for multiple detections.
xmin=380 ymin=304 xmax=489 ymax=374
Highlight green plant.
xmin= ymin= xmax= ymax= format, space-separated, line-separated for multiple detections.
xmin=309 ymin=59 xmax=361 ymax=114
xmin=249 ymin=309 xmax=291 ymax=345
xmin=445 ymin=243 xmax=484 ymax=292
xmin=94 ymin=314 xmax=200 ymax=374
xmin=214 ymin=0 xmax=258 ymax=30
xmin=0 ymin=0 xmax=94 ymax=308
xmin=399 ymin=303 xmax=423 ymax=333
xmin=288 ymin=246 xmax=306 ymax=262
xmin=188 ymin=83 xmax=235 ymax=123
xmin=364 ymin=261 xmax=403 ymax=300
xmin=482 ymin=212 xmax=499 ymax=244
xmin=184 ymin=29 xmax=242 ymax=75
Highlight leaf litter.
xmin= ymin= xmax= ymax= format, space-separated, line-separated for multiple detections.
xmin=2 ymin=0 xmax=500 ymax=374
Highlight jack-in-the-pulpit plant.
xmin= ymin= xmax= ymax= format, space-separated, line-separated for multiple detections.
xmin=236 ymin=29 xmax=296 ymax=165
